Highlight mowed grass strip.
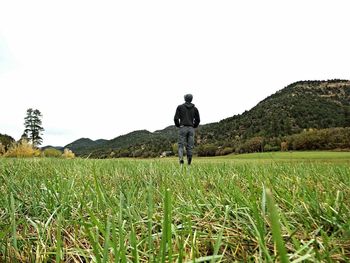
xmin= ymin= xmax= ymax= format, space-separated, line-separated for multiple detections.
xmin=0 ymin=153 xmax=349 ymax=262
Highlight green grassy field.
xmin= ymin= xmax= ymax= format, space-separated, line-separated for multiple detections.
xmin=207 ymin=151 xmax=350 ymax=162
xmin=0 ymin=152 xmax=349 ymax=262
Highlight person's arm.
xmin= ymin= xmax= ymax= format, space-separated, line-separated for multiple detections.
xmin=174 ymin=106 xmax=180 ymax=127
xmin=193 ymin=108 xmax=200 ymax=128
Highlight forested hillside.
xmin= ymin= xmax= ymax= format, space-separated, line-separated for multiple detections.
xmin=65 ymin=129 xmax=177 ymax=158
xmin=198 ymin=80 xmax=350 ymax=142
xmin=63 ymin=80 xmax=350 ymax=157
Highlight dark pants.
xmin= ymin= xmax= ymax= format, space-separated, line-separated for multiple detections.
xmin=178 ymin=126 xmax=194 ymax=163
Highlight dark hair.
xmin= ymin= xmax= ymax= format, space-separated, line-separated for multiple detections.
xmin=184 ymin=94 xmax=193 ymax=102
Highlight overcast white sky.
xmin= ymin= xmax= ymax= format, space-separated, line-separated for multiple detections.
xmin=1 ymin=1 xmax=349 ymax=146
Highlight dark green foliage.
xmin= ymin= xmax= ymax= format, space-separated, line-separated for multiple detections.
xmin=0 ymin=133 xmax=15 ymax=150
xmin=240 ymin=137 xmax=264 ymax=153
xmin=285 ymin=127 xmax=350 ymax=151
xmin=23 ymin=108 xmax=44 ymax=147
xmin=197 ymin=144 xmax=217 ymax=157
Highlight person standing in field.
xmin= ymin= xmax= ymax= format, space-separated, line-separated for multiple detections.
xmin=174 ymin=94 xmax=200 ymax=165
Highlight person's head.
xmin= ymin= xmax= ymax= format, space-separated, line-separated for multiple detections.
xmin=184 ymin=94 xmax=193 ymax=103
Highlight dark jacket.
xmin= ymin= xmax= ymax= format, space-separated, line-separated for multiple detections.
xmin=174 ymin=102 xmax=200 ymax=128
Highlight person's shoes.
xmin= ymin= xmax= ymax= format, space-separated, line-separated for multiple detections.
xmin=179 ymin=159 xmax=184 ymax=165
xmin=187 ymin=157 xmax=192 ymax=165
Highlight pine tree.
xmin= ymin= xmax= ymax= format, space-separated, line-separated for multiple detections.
xmin=24 ymin=108 xmax=44 ymax=147
xmin=20 ymin=132 xmax=29 ymax=142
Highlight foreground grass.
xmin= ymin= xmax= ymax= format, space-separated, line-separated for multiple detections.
xmin=226 ymin=151 xmax=350 ymax=160
xmin=0 ymin=154 xmax=349 ymax=262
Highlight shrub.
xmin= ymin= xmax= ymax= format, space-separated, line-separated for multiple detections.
xmin=197 ymin=144 xmax=217 ymax=157
xmin=0 ymin=133 xmax=15 ymax=151
xmin=62 ymin=148 xmax=75 ymax=159
xmin=131 ymin=149 xmax=142 ymax=158
xmin=264 ymin=144 xmax=280 ymax=152
xmin=280 ymin=142 xmax=288 ymax=151
xmin=241 ymin=137 xmax=264 ymax=153
xmin=5 ymin=140 xmax=41 ymax=158
xmin=285 ymin=127 xmax=350 ymax=151
xmin=0 ymin=143 xmax=5 ymax=156
xmin=172 ymin=143 xmax=178 ymax=156
xmin=42 ymin=148 xmax=62 ymax=157
xmin=215 ymin=147 xmax=234 ymax=156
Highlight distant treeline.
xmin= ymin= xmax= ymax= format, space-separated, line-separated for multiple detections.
xmin=84 ymin=127 xmax=350 ymax=158
xmin=2 ymin=128 xmax=350 ymax=159
xmin=196 ymin=127 xmax=350 ymax=156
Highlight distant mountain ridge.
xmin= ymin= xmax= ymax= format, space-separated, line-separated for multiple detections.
xmin=65 ymin=129 xmax=176 ymax=158
xmin=64 ymin=138 xmax=108 ymax=154
xmin=61 ymin=79 xmax=350 ymax=157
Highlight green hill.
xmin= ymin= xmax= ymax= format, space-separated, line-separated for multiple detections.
xmin=65 ymin=79 xmax=350 ymax=157
xmin=65 ymin=138 xmax=108 ymax=155
xmin=64 ymin=130 xmax=175 ymax=158
xmin=198 ymin=79 xmax=350 ymax=143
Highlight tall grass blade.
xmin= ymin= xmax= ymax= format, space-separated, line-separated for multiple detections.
xmin=130 ymin=224 xmax=140 ymax=263
xmin=55 ymin=213 xmax=63 ymax=263
xmin=188 ymin=255 xmax=222 ymax=263
xmin=119 ymin=192 xmax=127 ymax=263
xmin=111 ymin=220 xmax=119 ymax=263
xmin=10 ymin=193 xmax=17 ymax=251
xmin=211 ymin=205 xmax=229 ymax=263
xmin=85 ymin=224 xmax=102 ymax=263
xmin=102 ymin=218 xmax=111 ymax=263
xmin=147 ymin=182 xmax=154 ymax=261
xmin=161 ymin=188 xmax=172 ymax=262
xmin=266 ymin=188 xmax=289 ymax=263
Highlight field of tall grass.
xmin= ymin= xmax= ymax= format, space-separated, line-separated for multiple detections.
xmin=0 ymin=153 xmax=349 ymax=262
